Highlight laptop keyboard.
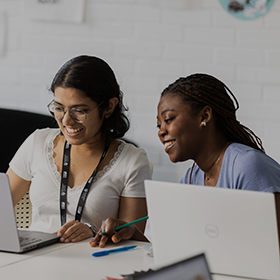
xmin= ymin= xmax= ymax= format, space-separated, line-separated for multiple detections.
xmin=20 ymin=237 xmax=42 ymax=246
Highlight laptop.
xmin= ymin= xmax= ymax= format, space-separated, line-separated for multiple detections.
xmin=122 ymin=253 xmax=213 ymax=280
xmin=0 ymin=173 xmax=59 ymax=253
xmin=145 ymin=180 xmax=280 ymax=280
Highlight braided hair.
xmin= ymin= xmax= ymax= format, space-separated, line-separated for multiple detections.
xmin=161 ymin=73 xmax=265 ymax=153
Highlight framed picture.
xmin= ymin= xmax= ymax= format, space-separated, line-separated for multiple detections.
xmin=24 ymin=0 xmax=86 ymax=23
xmin=218 ymin=0 xmax=275 ymax=20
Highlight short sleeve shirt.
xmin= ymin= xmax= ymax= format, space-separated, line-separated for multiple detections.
xmin=181 ymin=143 xmax=280 ymax=193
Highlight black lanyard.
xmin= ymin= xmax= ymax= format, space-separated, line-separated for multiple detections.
xmin=60 ymin=140 xmax=111 ymax=226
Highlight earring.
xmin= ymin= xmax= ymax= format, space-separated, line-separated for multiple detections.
xmin=105 ymin=113 xmax=111 ymax=118
xmin=201 ymin=120 xmax=206 ymax=127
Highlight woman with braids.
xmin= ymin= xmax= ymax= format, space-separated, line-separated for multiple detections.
xmin=157 ymin=73 xmax=280 ymax=191
xmin=8 ymin=55 xmax=151 ymax=246
xmin=91 ymin=73 xmax=280 ymax=248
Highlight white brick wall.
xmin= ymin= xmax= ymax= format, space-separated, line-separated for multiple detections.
xmin=0 ymin=0 xmax=280 ymax=183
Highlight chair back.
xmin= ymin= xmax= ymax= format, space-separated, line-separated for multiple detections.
xmin=0 ymin=108 xmax=56 ymax=228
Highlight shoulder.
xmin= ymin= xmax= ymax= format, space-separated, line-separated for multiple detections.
xmin=24 ymin=128 xmax=60 ymax=149
xmin=117 ymin=141 xmax=151 ymax=175
xmin=32 ymin=127 xmax=60 ymax=137
xmin=224 ymin=143 xmax=280 ymax=192
xmin=120 ymin=140 xmax=149 ymax=159
xmin=227 ymin=142 xmax=258 ymax=155
xmin=17 ymin=128 xmax=59 ymax=147
xmin=226 ymin=143 xmax=279 ymax=169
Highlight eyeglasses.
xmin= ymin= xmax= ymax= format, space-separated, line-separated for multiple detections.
xmin=47 ymin=100 xmax=104 ymax=124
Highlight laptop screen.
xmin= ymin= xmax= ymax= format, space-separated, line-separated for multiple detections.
xmin=145 ymin=179 xmax=280 ymax=280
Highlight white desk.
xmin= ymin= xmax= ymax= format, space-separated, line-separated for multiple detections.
xmin=0 ymin=240 xmax=153 ymax=279
xmin=0 ymin=240 xmax=256 ymax=280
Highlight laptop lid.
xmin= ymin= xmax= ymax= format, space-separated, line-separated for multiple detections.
xmin=0 ymin=173 xmax=59 ymax=253
xmin=145 ymin=180 xmax=280 ymax=280
xmin=124 ymin=253 xmax=212 ymax=280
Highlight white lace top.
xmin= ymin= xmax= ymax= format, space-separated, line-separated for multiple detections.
xmin=10 ymin=128 xmax=151 ymax=233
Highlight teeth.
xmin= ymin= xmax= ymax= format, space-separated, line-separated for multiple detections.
xmin=66 ymin=127 xmax=82 ymax=133
xmin=164 ymin=141 xmax=175 ymax=148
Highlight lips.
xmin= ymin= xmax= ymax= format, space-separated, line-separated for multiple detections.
xmin=65 ymin=127 xmax=83 ymax=134
xmin=64 ymin=127 xmax=83 ymax=137
xmin=164 ymin=140 xmax=175 ymax=150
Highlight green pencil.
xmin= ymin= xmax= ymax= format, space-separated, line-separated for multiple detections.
xmin=101 ymin=216 xmax=149 ymax=235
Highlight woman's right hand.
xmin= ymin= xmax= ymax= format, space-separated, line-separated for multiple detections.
xmin=89 ymin=217 xmax=142 ymax=248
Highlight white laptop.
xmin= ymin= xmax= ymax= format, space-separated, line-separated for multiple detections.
xmin=145 ymin=180 xmax=280 ymax=280
xmin=0 ymin=173 xmax=59 ymax=253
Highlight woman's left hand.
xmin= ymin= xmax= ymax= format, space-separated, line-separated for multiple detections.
xmin=56 ymin=220 xmax=94 ymax=243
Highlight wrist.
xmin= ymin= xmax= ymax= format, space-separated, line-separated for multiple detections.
xmin=84 ymin=223 xmax=98 ymax=237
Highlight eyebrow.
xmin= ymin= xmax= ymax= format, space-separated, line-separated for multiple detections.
xmin=156 ymin=109 xmax=175 ymax=120
xmin=160 ymin=109 xmax=175 ymax=116
xmin=54 ymin=101 xmax=89 ymax=108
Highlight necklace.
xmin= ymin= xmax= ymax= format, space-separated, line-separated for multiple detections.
xmin=188 ymin=142 xmax=231 ymax=184
xmin=205 ymin=155 xmax=222 ymax=180
xmin=205 ymin=142 xmax=231 ymax=180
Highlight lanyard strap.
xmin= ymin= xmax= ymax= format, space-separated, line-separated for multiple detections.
xmin=60 ymin=140 xmax=111 ymax=226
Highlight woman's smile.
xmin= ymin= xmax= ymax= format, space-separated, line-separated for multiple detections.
xmin=54 ymin=87 xmax=105 ymax=147
xmin=157 ymin=94 xmax=205 ymax=163
xmin=65 ymin=127 xmax=83 ymax=136
xmin=164 ymin=140 xmax=176 ymax=152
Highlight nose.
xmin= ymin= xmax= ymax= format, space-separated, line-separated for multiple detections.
xmin=62 ymin=110 xmax=75 ymax=126
xmin=158 ymin=125 xmax=167 ymax=140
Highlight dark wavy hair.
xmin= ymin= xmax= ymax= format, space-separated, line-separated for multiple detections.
xmin=161 ymin=73 xmax=265 ymax=153
xmin=50 ymin=55 xmax=130 ymax=140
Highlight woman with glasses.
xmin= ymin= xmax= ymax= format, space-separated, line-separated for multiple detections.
xmin=7 ymin=55 xmax=151 ymax=244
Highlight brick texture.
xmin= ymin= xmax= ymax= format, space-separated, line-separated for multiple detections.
xmin=0 ymin=0 xmax=280 ymax=182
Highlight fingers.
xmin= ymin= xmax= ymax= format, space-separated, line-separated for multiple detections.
xmin=57 ymin=220 xmax=93 ymax=243
xmin=89 ymin=219 xmax=113 ymax=248
xmin=111 ymin=226 xmax=135 ymax=244
xmin=57 ymin=220 xmax=76 ymax=239
xmin=100 ymin=217 xmax=120 ymax=236
xmin=92 ymin=232 xmax=110 ymax=248
xmin=89 ymin=218 xmax=136 ymax=248
xmin=89 ymin=234 xmax=101 ymax=247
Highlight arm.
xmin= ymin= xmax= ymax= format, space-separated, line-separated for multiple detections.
xmin=90 ymin=147 xmax=152 ymax=247
xmin=118 ymin=196 xmax=148 ymax=232
xmin=90 ymin=197 xmax=149 ymax=248
xmin=58 ymin=197 xmax=148 ymax=244
xmin=7 ymin=168 xmax=31 ymax=206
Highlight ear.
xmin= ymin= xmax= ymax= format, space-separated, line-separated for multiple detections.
xmin=104 ymin=97 xmax=119 ymax=118
xmin=199 ymin=106 xmax=213 ymax=127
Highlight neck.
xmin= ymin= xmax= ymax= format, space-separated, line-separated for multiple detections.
xmin=205 ymin=141 xmax=230 ymax=181
xmin=195 ymin=136 xmax=230 ymax=174
xmin=68 ymin=138 xmax=107 ymax=156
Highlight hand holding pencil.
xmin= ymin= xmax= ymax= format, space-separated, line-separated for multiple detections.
xmin=89 ymin=216 xmax=149 ymax=248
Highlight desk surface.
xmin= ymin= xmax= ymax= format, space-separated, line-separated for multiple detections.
xmin=0 ymin=240 xmax=256 ymax=280
xmin=0 ymin=240 xmax=153 ymax=280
